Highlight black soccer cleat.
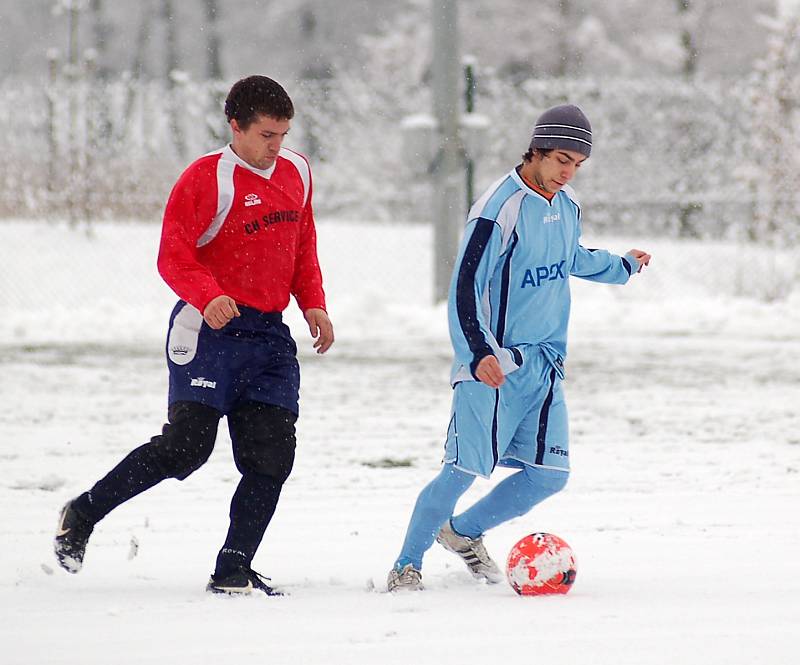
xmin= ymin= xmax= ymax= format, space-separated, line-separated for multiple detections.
xmin=54 ymin=500 xmax=95 ymax=573
xmin=206 ymin=566 xmax=284 ymax=597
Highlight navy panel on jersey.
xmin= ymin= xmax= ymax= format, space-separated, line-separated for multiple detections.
xmin=165 ymin=301 xmax=300 ymax=415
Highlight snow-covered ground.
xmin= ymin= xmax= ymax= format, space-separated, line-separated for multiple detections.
xmin=1 ymin=220 xmax=799 ymax=664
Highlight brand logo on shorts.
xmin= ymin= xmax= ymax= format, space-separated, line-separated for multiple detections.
xmin=244 ymin=193 xmax=262 ymax=207
xmin=171 ymin=345 xmax=190 ymax=356
xmin=549 ymin=445 xmax=568 ymax=458
xmin=191 ymin=377 xmax=217 ymax=389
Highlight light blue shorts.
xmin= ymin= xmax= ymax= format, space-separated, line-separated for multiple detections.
xmin=443 ymin=348 xmax=568 ymax=478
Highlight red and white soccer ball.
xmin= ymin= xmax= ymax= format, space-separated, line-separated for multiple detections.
xmin=506 ymin=532 xmax=577 ymax=596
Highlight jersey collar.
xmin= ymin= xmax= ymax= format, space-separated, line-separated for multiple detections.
xmin=511 ymin=166 xmax=557 ymax=205
xmin=223 ymin=145 xmax=278 ymax=179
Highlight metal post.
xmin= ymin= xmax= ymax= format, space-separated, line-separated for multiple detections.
xmin=67 ymin=1 xmax=80 ymax=226
xmin=46 ymin=50 xmax=60 ymax=201
xmin=431 ymin=0 xmax=464 ymax=303
xmin=84 ymin=49 xmax=97 ymax=227
xmin=464 ymin=57 xmax=476 ymax=213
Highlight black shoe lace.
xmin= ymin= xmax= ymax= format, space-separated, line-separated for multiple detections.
xmin=243 ymin=567 xmax=282 ymax=596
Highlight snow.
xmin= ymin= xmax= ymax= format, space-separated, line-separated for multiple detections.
xmin=1 ymin=219 xmax=799 ymax=665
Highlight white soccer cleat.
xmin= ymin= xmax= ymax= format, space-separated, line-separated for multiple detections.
xmin=387 ymin=563 xmax=424 ymax=592
xmin=436 ymin=520 xmax=503 ymax=584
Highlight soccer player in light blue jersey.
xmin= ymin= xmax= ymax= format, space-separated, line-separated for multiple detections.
xmin=388 ymin=104 xmax=651 ymax=591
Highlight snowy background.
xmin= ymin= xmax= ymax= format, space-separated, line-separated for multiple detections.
xmin=1 ymin=220 xmax=799 ymax=664
xmin=1 ymin=0 xmax=799 ymax=234
xmin=1 ymin=0 xmax=800 ymax=663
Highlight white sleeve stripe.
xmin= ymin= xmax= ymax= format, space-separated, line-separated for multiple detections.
xmin=278 ymin=148 xmax=311 ymax=207
xmin=495 ymin=190 xmax=526 ymax=250
xmin=561 ymin=184 xmax=582 ymax=217
xmin=468 ymin=175 xmax=510 ymax=221
xmin=197 ymin=155 xmax=235 ymax=248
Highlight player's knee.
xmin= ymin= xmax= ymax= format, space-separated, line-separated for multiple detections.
xmin=524 ymin=465 xmax=569 ymax=496
xmin=425 ymin=463 xmax=475 ymax=504
xmin=148 ymin=402 xmax=221 ymax=480
xmin=231 ymin=402 xmax=297 ymax=484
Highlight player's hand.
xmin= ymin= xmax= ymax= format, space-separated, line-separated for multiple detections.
xmin=475 ymin=355 xmax=505 ymax=388
xmin=203 ymin=295 xmax=241 ymax=329
xmin=304 ymin=308 xmax=334 ymax=354
xmin=628 ymin=249 xmax=652 ymax=273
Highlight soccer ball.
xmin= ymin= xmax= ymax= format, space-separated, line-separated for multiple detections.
xmin=506 ymin=532 xmax=577 ymax=595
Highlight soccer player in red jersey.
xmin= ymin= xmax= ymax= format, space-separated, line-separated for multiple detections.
xmin=55 ymin=76 xmax=333 ymax=596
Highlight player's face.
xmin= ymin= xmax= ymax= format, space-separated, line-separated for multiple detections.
xmin=524 ymin=149 xmax=587 ymax=193
xmin=230 ymin=114 xmax=291 ymax=170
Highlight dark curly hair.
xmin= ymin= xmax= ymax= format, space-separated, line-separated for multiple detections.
xmin=521 ymin=147 xmax=553 ymax=162
xmin=224 ymin=75 xmax=294 ymax=129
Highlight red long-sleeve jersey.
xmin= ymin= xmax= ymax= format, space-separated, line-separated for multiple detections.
xmin=157 ymin=145 xmax=326 ymax=315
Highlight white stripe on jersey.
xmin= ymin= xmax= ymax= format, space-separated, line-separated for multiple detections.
xmin=561 ymin=184 xmax=581 ymax=219
xmin=467 ymin=176 xmax=525 ymax=252
xmin=278 ymin=147 xmax=311 ymax=207
xmin=467 ymin=174 xmax=508 ymax=222
xmin=495 ymin=190 xmax=526 ymax=251
xmin=197 ymin=147 xmax=236 ymax=248
xmin=196 ymin=145 xmax=311 ymax=248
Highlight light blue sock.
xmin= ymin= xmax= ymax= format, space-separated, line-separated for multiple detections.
xmin=394 ymin=464 xmax=475 ymax=571
xmin=451 ymin=465 xmax=568 ymax=539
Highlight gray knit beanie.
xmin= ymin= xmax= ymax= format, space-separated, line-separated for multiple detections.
xmin=529 ymin=104 xmax=592 ymax=157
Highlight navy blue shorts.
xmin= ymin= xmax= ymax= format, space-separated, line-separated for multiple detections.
xmin=165 ymin=301 xmax=300 ymax=416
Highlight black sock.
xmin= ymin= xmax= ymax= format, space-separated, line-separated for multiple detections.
xmin=74 ymin=443 xmax=169 ymax=524
xmin=214 ymin=473 xmax=282 ymax=578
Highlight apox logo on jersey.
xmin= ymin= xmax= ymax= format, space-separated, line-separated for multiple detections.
xmin=520 ymin=260 xmax=567 ymax=288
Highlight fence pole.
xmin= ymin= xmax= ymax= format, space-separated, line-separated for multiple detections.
xmin=431 ymin=0 xmax=464 ymax=303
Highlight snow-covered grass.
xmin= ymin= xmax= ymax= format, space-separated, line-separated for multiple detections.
xmin=1 ymin=220 xmax=799 ymax=664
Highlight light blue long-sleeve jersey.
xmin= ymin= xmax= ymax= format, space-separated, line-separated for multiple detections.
xmin=448 ymin=167 xmax=640 ymax=384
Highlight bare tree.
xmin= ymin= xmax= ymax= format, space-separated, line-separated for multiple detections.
xmin=204 ymin=0 xmax=228 ymax=146
xmin=89 ymin=0 xmax=112 ymax=80
xmin=673 ymin=0 xmax=716 ymax=237
xmin=120 ymin=0 xmax=153 ymax=139
xmin=205 ymin=0 xmax=223 ymax=80
xmin=163 ymin=0 xmax=186 ymax=159
xmin=746 ymin=7 xmax=800 ymax=243
xmin=298 ymin=3 xmax=334 ymax=160
xmin=676 ymin=0 xmax=698 ymax=77
xmin=163 ymin=0 xmax=179 ymax=80
xmin=87 ymin=0 xmax=113 ymax=154
xmin=555 ymin=0 xmax=575 ymax=77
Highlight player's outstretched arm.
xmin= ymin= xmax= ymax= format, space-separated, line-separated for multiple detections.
xmin=627 ymin=249 xmax=652 ymax=273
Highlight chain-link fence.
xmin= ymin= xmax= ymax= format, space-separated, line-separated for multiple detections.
xmin=3 ymin=71 xmax=800 ymax=232
xmin=1 ymin=72 xmax=798 ymax=329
